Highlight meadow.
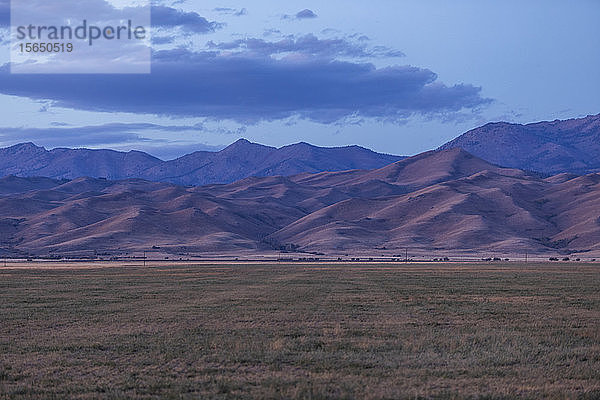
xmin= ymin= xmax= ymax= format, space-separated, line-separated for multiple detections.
xmin=1 ymin=262 xmax=599 ymax=399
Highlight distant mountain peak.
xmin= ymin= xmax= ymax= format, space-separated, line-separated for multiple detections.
xmin=9 ymin=142 xmax=44 ymax=151
xmin=221 ymin=138 xmax=274 ymax=152
xmin=439 ymin=113 xmax=600 ymax=176
xmin=232 ymin=138 xmax=252 ymax=145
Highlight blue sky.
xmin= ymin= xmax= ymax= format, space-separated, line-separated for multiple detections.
xmin=0 ymin=0 xmax=599 ymax=159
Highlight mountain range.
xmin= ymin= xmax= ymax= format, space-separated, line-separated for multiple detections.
xmin=439 ymin=114 xmax=600 ymax=175
xmin=1 ymin=148 xmax=599 ymax=257
xmin=2 ymin=114 xmax=599 ymax=185
xmin=1 ymin=114 xmax=600 ymax=257
xmin=0 ymin=140 xmax=404 ymax=186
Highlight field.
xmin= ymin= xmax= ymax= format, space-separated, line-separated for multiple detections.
xmin=1 ymin=262 xmax=599 ymax=399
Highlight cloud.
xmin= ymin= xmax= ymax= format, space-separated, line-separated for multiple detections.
xmin=152 ymin=36 xmax=176 ymax=45
xmin=6 ymin=0 xmax=152 ymax=73
xmin=0 ymin=122 xmax=231 ymax=159
xmin=282 ymin=9 xmax=318 ymax=20
xmin=207 ymin=34 xmax=405 ymax=59
xmin=0 ymin=123 xmax=199 ymax=147
xmin=151 ymin=6 xmax=223 ymax=33
xmin=296 ymin=9 xmax=317 ymax=19
xmin=0 ymin=48 xmax=491 ymax=124
xmin=0 ymin=126 xmax=147 ymax=148
xmin=0 ymin=1 xmax=222 ymax=33
xmin=213 ymin=7 xmax=247 ymax=17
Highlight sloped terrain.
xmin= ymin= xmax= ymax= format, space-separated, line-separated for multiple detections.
xmin=1 ymin=148 xmax=599 ymax=257
xmin=439 ymin=114 xmax=600 ymax=175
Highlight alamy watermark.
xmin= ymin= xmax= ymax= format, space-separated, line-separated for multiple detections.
xmin=11 ymin=0 xmax=151 ymax=74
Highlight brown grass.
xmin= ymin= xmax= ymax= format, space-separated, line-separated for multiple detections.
xmin=1 ymin=263 xmax=599 ymax=399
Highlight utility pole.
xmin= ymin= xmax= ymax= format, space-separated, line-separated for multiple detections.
xmin=405 ymin=249 xmax=408 ymax=263
xmin=143 ymin=251 xmax=146 ymax=267
xmin=525 ymin=252 xmax=528 ymax=263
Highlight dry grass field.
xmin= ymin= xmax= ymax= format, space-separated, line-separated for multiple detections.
xmin=1 ymin=262 xmax=599 ymax=399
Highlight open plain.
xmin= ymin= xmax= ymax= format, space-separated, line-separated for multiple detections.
xmin=1 ymin=262 xmax=599 ymax=399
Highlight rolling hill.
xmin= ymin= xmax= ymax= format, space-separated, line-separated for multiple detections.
xmin=2 ymin=148 xmax=599 ymax=257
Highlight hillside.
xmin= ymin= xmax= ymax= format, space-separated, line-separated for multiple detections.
xmin=438 ymin=114 xmax=600 ymax=175
xmin=2 ymin=148 xmax=599 ymax=257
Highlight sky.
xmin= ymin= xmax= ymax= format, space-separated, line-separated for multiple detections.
xmin=0 ymin=0 xmax=599 ymax=159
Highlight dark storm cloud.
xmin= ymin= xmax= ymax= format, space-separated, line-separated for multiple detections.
xmin=0 ymin=49 xmax=491 ymax=124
